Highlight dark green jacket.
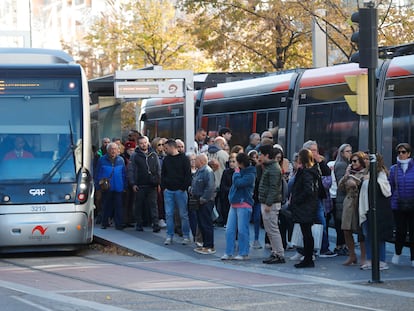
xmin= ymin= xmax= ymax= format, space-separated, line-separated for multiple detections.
xmin=258 ymin=160 xmax=282 ymax=205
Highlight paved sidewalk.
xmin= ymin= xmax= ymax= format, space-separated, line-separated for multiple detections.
xmin=94 ymin=223 xmax=414 ymax=291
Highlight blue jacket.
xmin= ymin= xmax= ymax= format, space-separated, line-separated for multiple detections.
xmin=389 ymin=159 xmax=414 ymax=210
xmin=228 ymin=165 xmax=256 ymax=207
xmin=95 ymin=154 xmax=127 ymax=192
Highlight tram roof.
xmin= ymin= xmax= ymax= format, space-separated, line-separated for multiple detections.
xmin=387 ymin=54 xmax=414 ymax=78
xmin=0 ymin=48 xmax=74 ymax=64
xmin=203 ymin=71 xmax=296 ymax=100
xmin=299 ymin=62 xmax=366 ymax=88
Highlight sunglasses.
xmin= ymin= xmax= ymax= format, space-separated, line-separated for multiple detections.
xmin=351 ymin=159 xmax=359 ymax=163
xmin=398 ymin=150 xmax=408 ymax=154
xmin=158 ymin=143 xmax=164 ymax=146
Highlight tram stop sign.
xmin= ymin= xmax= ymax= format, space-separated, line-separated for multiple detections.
xmin=114 ymin=68 xmax=195 ymax=154
xmin=114 ymin=80 xmax=184 ymax=98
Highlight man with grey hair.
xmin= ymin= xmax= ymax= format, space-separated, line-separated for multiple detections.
xmin=254 ymin=130 xmax=274 ymax=151
xmin=191 ymin=153 xmax=216 ymax=254
xmin=94 ymin=142 xmax=127 ymax=230
xmin=245 ymin=133 xmax=260 ymax=153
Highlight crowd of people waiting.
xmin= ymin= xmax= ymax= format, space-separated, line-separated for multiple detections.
xmin=93 ymin=128 xmax=414 ymax=269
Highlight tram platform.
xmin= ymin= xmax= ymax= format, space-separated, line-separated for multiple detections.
xmin=93 ymin=222 xmax=414 ymax=291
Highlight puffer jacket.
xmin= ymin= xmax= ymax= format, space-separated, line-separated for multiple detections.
xmin=94 ymin=154 xmax=127 ymax=192
xmin=290 ymin=165 xmax=319 ymax=224
xmin=258 ymin=160 xmax=282 ymax=206
xmin=389 ymin=159 xmax=414 ymax=210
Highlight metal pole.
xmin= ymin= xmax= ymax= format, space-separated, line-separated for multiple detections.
xmin=367 ymin=66 xmax=380 ymax=283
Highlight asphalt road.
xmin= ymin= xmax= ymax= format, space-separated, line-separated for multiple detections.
xmin=0 ymin=225 xmax=413 ymax=311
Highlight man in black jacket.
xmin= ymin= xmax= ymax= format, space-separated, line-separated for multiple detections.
xmin=161 ymin=139 xmax=192 ymax=245
xmin=128 ymin=136 xmax=161 ymax=232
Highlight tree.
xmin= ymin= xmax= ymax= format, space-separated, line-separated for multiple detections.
xmin=64 ymin=0 xmax=213 ymax=79
xmin=377 ymin=0 xmax=414 ymax=47
xmin=295 ymin=0 xmax=414 ymax=64
xmin=178 ymin=0 xmax=314 ymax=71
xmin=179 ymin=0 xmax=414 ymax=70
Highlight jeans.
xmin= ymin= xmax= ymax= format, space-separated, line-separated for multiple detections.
xmin=102 ymin=191 xmax=123 ymax=228
xmin=164 ymin=189 xmax=190 ymax=239
xmin=225 ymin=207 xmax=252 ymax=256
xmin=361 ymin=220 xmax=386 ymax=262
xmin=252 ymin=202 xmax=261 ymax=241
xmin=197 ymin=200 xmax=215 ymax=248
xmin=317 ymin=200 xmax=329 ymax=252
xmin=188 ymin=208 xmax=198 ymax=239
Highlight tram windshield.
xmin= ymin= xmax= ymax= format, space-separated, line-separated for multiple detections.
xmin=0 ymin=77 xmax=82 ymax=184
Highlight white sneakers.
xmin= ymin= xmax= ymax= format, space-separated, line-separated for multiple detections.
xmin=182 ymin=238 xmax=191 ymax=245
xmin=289 ymin=252 xmax=315 ymax=261
xmin=251 ymin=240 xmax=263 ymax=249
xmin=158 ymin=219 xmax=167 ymax=228
xmin=391 ymin=254 xmax=400 ymax=265
xmin=289 ymin=252 xmax=303 ymax=261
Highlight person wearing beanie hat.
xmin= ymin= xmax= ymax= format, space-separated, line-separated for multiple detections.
xmin=121 ymin=140 xmax=137 ymax=228
xmin=125 ymin=141 xmax=136 ymax=150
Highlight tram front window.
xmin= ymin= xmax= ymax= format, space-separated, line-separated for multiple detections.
xmin=0 ymin=96 xmax=81 ymax=184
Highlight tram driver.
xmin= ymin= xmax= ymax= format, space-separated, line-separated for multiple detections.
xmin=3 ymin=136 xmax=34 ymax=160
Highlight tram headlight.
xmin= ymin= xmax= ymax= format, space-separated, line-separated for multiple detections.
xmin=3 ymin=195 xmax=10 ymax=202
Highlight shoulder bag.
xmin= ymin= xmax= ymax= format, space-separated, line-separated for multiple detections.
xmin=99 ymin=163 xmax=114 ymax=191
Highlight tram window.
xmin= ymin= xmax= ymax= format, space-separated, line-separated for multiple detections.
xmin=228 ymin=113 xmax=253 ymax=147
xmin=388 ymin=98 xmax=414 ymax=162
xmin=207 ymin=115 xmax=227 ymax=136
xmin=300 ymin=103 xmax=359 ymax=161
xmin=256 ymin=111 xmax=285 ymax=145
xmin=157 ymin=118 xmax=184 ymax=140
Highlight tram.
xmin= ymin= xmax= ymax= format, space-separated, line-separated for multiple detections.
xmin=0 ymin=48 xmax=94 ymax=252
xmin=140 ymin=50 xmax=414 ymax=167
